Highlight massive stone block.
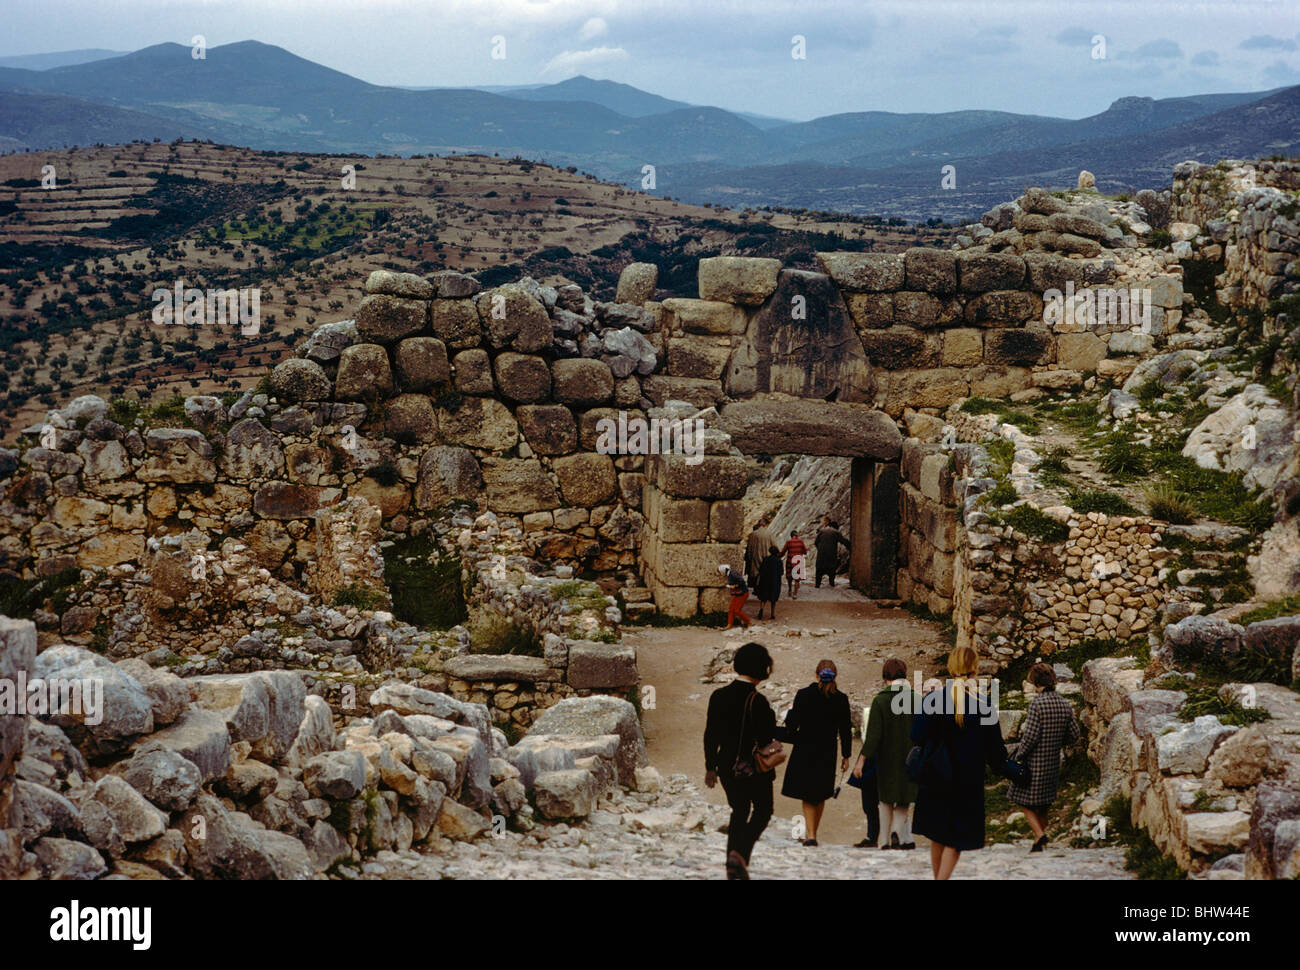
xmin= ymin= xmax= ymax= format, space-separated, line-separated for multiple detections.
xmin=891 ymin=291 xmax=962 ymax=329
xmin=553 ymin=452 xmax=616 ymax=506
xmin=415 ymin=446 xmax=482 ymax=509
xmin=956 ymin=252 xmax=1026 ymax=292
xmin=221 ymin=417 xmax=286 ymax=480
xmin=653 ymin=541 xmax=744 ymax=587
xmin=567 ymin=641 xmax=638 ymax=689
xmin=552 ymin=358 xmax=615 ymax=407
xmin=516 ymin=405 xmax=577 ymax=456
xmin=654 ymin=454 xmax=750 ymax=498
xmin=394 ymin=337 xmax=450 ymax=391
xmin=720 ymin=398 xmax=902 ymax=459
xmin=476 ymin=285 xmax=551 ymax=352
xmin=438 ymin=396 xmax=518 ymax=451
xmin=615 ymin=262 xmax=658 ymax=305
xmin=640 ymin=375 xmax=724 ymax=408
xmin=697 ymin=256 xmax=781 ymax=305
xmin=355 ymin=294 xmax=428 ymax=344
xmin=481 ymin=458 xmax=560 ymax=513
xmin=660 ymin=298 xmax=748 ymax=335
xmin=383 ymin=393 xmax=438 ymax=444
xmin=983 ymin=329 xmax=1053 ymax=367
xmin=335 ymin=344 xmax=395 ymax=401
xmin=270 ymin=358 xmax=332 ymax=403
xmin=964 ymin=290 xmax=1042 ymax=326
xmin=667 ymin=334 xmax=732 ymax=380
xmin=137 ymin=429 xmax=216 ymax=484
xmin=365 ymin=270 xmax=434 ymax=300
xmin=252 ymin=483 xmax=343 ymax=519
xmin=859 ymin=329 xmax=937 ymax=370
xmin=431 ymin=299 xmax=483 ymax=349
xmin=493 ymin=352 xmax=551 ymax=403
xmin=817 ymin=252 xmax=905 ymax=292
xmin=726 ymin=269 xmax=874 ymax=403
xmin=903 ymin=248 xmax=958 ymax=295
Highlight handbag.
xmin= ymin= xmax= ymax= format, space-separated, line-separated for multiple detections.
xmin=1003 ymin=757 xmax=1030 ymax=785
xmin=732 ymin=690 xmax=785 ymax=776
xmin=906 ymin=737 xmax=954 ymax=793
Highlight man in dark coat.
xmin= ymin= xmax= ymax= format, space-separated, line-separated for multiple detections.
xmin=814 ymin=518 xmax=850 ymax=588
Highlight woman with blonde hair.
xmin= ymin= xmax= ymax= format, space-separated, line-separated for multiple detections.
xmin=910 ymin=645 xmax=1007 ymax=879
xmin=778 ymin=659 xmax=852 ymax=846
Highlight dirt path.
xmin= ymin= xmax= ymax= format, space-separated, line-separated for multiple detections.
xmin=628 ymin=580 xmax=952 ymax=848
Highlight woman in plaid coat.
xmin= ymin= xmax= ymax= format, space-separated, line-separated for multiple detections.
xmin=1008 ymin=663 xmax=1081 ymax=852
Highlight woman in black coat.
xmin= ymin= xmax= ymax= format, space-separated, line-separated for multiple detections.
xmin=704 ymin=642 xmax=777 ymax=880
xmin=910 ymin=646 xmax=1006 ymax=879
xmin=755 ymin=546 xmax=783 ymax=620
xmin=778 ymin=660 xmax=852 ymax=846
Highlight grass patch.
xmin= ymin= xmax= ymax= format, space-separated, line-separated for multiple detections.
xmin=466 ymin=610 xmax=542 ymax=657
xmin=1237 ymin=595 xmax=1300 ymax=626
xmin=990 ymin=504 xmax=1069 ymax=542
xmin=959 ymin=397 xmax=1040 ymax=434
xmin=1097 ymin=432 xmax=1149 ymax=479
xmin=1069 ymin=489 xmax=1137 ymax=516
xmin=1177 ymin=687 xmax=1272 ymax=726
xmin=984 ymin=438 xmax=1016 ymax=478
xmin=979 ymin=479 xmax=1017 ymax=508
xmin=332 ymin=583 xmax=388 ymax=611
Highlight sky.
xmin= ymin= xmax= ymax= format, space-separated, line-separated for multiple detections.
xmin=5 ymin=0 xmax=1300 ymax=120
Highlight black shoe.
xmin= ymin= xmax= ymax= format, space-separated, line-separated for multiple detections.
xmin=899 ymin=842 xmax=917 ymax=850
xmin=1030 ymin=835 xmax=1048 ymax=853
xmin=726 ymin=850 xmax=749 ymax=880
xmin=853 ymin=838 xmax=877 ymax=848
xmin=802 ymin=838 xmax=819 ymax=847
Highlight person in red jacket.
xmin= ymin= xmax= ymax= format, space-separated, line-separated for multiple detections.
xmin=780 ymin=531 xmax=807 ymax=599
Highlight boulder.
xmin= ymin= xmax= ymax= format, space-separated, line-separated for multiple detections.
xmin=119 ymin=745 xmax=203 ymax=811
xmin=0 ymin=618 xmax=37 ymax=781
xmin=615 ymin=262 xmax=658 ymax=305
xmin=270 ymin=358 xmax=332 ymax=403
xmin=527 ymin=695 xmax=647 ymax=786
xmin=438 ymin=396 xmax=518 ymax=451
xmin=477 ymin=285 xmax=551 ymax=352
xmin=430 ymin=299 xmax=483 ymax=349
xmin=1155 ymin=715 xmax=1237 ymax=775
xmin=567 ymin=640 xmax=638 ymax=689
xmin=365 ymin=269 xmax=434 ymax=300
xmin=32 ymin=837 xmax=107 ymax=880
xmin=430 ymin=270 xmax=482 ymax=299
xmin=552 ymin=358 xmax=615 ymax=407
xmin=143 ymin=709 xmax=232 ymax=784
xmin=481 ymin=458 xmax=561 ymax=513
xmin=516 ymin=405 xmax=577 ymax=456
xmin=33 ymin=644 xmax=154 ymax=744
xmin=303 ymin=750 xmax=367 ymax=800
xmin=89 ymin=774 xmax=167 ymax=843
xmin=533 ymin=768 xmax=598 ymax=819
xmin=553 ymin=452 xmax=616 ymax=506
xmin=493 ymin=352 xmax=551 ymax=403
xmin=816 ymin=253 xmax=904 ymax=292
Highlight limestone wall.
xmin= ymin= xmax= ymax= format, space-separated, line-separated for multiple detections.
xmin=1172 ymin=159 xmax=1300 ymax=316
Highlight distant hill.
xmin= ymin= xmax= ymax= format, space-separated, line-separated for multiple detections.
xmin=0 ymin=49 xmax=127 ymax=71
xmin=0 ymin=39 xmax=1293 ymax=219
xmin=505 ymin=75 xmax=692 ymax=116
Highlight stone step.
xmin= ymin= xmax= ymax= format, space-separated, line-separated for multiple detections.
xmin=624 ymin=602 xmax=657 ymax=621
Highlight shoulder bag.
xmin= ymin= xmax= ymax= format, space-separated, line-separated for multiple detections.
xmin=732 ymin=689 xmax=786 ymax=776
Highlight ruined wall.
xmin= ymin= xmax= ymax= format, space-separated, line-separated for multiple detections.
xmin=1172 ymin=159 xmax=1300 ymax=316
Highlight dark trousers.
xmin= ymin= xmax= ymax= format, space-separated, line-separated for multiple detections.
xmin=720 ymin=772 xmax=774 ymax=863
xmin=815 ymin=567 xmax=836 ymax=588
xmin=860 ymin=773 xmax=880 ymax=842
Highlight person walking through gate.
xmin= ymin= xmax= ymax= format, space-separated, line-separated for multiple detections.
xmin=755 ymin=545 xmax=783 ymax=620
xmin=778 ymin=660 xmax=852 ymax=846
xmin=855 ymin=658 xmax=919 ymax=850
xmin=1008 ymin=662 xmax=1081 ymax=853
xmin=718 ymin=563 xmax=751 ymax=630
xmin=910 ymin=645 xmax=1007 ymax=879
xmin=745 ymin=517 xmax=776 ymax=591
xmin=781 ymin=530 xmax=807 ymax=599
xmin=704 ymin=642 xmax=777 ymax=880
xmin=814 ymin=518 xmax=850 ymax=589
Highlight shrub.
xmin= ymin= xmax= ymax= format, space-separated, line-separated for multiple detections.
xmin=467 ymin=611 xmax=542 ymax=657
xmin=980 ymin=480 xmax=1017 ymax=508
xmin=993 ymin=504 xmax=1069 ymax=543
xmin=1098 ymin=433 xmax=1148 ymax=478
xmin=332 ymin=583 xmax=387 ymax=611
xmin=1145 ymin=484 xmax=1196 ymax=524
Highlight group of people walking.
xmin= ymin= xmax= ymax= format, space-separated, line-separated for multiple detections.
xmin=721 ymin=516 xmax=852 ymax=629
xmin=703 ymin=643 xmax=1080 ymax=880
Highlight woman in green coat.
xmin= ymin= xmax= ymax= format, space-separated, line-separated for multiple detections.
xmin=852 ymin=658 xmax=919 ymax=849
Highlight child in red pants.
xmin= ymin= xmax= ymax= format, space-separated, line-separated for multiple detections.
xmin=718 ymin=564 xmax=751 ymax=629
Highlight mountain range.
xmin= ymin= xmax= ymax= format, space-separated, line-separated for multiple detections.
xmin=1 ymin=40 xmax=1297 ymax=220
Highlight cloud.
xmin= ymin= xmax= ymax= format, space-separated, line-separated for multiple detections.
xmin=578 ymin=17 xmax=608 ymax=42
xmin=542 ymin=45 xmax=628 ymax=77
xmin=1191 ymin=50 xmax=1219 ymax=67
xmin=1240 ymin=34 xmax=1297 ymax=52
xmin=1055 ymin=27 xmax=1097 ymax=45
xmin=1133 ymin=38 xmax=1182 ymax=59
xmin=1261 ymin=58 xmax=1300 ymax=86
